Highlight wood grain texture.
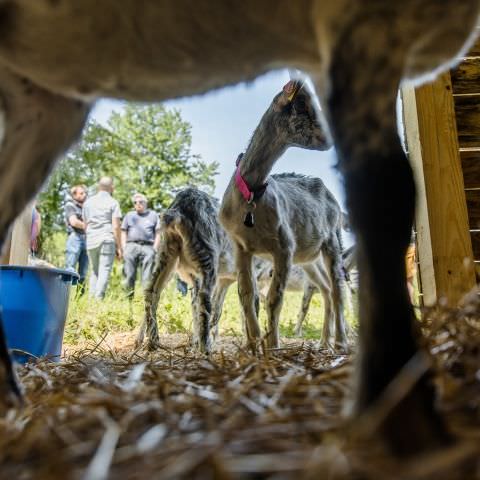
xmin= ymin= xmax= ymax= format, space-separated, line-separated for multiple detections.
xmin=454 ymin=94 xmax=480 ymax=148
xmin=9 ymin=201 xmax=34 ymax=266
xmin=451 ymin=58 xmax=480 ymax=95
xmin=465 ymin=190 xmax=480 ymax=229
xmin=460 ymin=149 xmax=480 ymax=188
xmin=470 ymin=230 xmax=480 ymax=259
xmin=402 ymin=73 xmax=476 ymax=306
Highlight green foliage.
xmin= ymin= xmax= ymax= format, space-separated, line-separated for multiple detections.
xmin=39 ymin=103 xmax=218 ymax=241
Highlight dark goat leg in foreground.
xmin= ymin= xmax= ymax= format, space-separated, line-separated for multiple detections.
xmin=0 ymin=66 xmax=89 ymax=407
xmin=0 ymin=314 xmax=21 ymax=405
xmin=326 ymin=16 xmax=451 ymax=454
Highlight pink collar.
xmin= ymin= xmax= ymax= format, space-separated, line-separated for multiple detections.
xmin=234 ymin=153 xmax=268 ymax=204
xmin=235 ymin=167 xmax=254 ymax=203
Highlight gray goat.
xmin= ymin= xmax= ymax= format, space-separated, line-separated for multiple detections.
xmin=0 ymin=0 xmax=477 ymax=453
xmin=256 ymin=245 xmax=358 ymax=338
xmin=220 ymin=82 xmax=348 ymax=352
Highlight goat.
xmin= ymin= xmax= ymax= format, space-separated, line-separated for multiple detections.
xmin=139 ymin=187 xmax=236 ymax=353
xmin=219 ymin=82 xmax=349 ymax=353
xmin=256 ymin=247 xmax=358 ymax=339
xmin=0 ymin=0 xmax=477 ymax=453
xmin=141 ymin=175 xmax=343 ymax=353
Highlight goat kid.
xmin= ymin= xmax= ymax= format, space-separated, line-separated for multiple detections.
xmin=0 ymin=0 xmax=478 ymax=453
xmin=139 ymin=188 xmax=235 ymax=353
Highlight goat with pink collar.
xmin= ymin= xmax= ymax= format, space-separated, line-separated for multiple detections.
xmin=220 ymin=80 xmax=348 ymax=352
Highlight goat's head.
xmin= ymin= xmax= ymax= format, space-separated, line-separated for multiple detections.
xmin=271 ymin=80 xmax=331 ymax=151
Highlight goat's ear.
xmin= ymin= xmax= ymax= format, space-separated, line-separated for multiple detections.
xmin=274 ymin=80 xmax=303 ymax=111
xmin=284 ymin=80 xmax=302 ymax=101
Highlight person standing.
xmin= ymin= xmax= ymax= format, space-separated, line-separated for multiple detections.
xmin=121 ymin=193 xmax=161 ymax=299
xmin=83 ymin=177 xmax=122 ymax=299
xmin=64 ymin=185 xmax=88 ymax=293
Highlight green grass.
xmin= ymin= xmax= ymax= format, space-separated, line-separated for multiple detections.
xmin=64 ymin=272 xmax=359 ymax=346
xmin=39 ymin=230 xmax=359 ymax=345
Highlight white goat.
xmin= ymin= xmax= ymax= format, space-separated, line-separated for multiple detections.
xmin=0 ymin=0 xmax=477 ymax=453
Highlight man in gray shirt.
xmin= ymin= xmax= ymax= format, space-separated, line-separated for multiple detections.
xmin=83 ymin=177 xmax=122 ymax=299
xmin=121 ymin=193 xmax=161 ymax=299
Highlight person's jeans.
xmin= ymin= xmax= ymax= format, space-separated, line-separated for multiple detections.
xmin=65 ymin=232 xmax=89 ymax=293
xmin=87 ymin=241 xmax=116 ymax=299
xmin=122 ymin=242 xmax=156 ymax=299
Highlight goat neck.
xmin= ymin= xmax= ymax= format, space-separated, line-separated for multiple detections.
xmin=238 ymin=106 xmax=287 ymax=189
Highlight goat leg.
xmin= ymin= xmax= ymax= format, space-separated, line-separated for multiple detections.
xmin=266 ymin=234 xmax=292 ymax=349
xmin=193 ymin=272 xmax=215 ymax=354
xmin=0 ymin=65 xmax=88 ymax=409
xmin=140 ymin=248 xmax=177 ymax=350
xmin=235 ymin=247 xmax=261 ymax=352
xmin=326 ymin=14 xmax=449 ymax=455
xmin=294 ymin=283 xmax=315 ymax=338
xmin=210 ymin=280 xmax=232 ymax=342
xmin=0 ymin=314 xmax=21 ymax=409
xmin=322 ymin=244 xmax=349 ymax=352
xmin=324 ymin=16 xmax=450 ymax=454
xmin=303 ymin=262 xmax=334 ymax=350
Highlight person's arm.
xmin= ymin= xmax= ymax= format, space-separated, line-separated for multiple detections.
xmin=82 ymin=205 xmax=89 ymax=233
xmin=35 ymin=208 xmax=41 ymax=236
xmin=153 ymin=231 xmax=161 ymax=252
xmin=68 ymin=215 xmax=85 ymax=231
xmin=113 ymin=217 xmax=122 ymax=259
xmin=121 ymin=230 xmax=128 ymax=251
xmin=153 ymin=212 xmax=161 ymax=251
xmin=113 ymin=201 xmax=122 ymax=259
xmin=120 ymin=213 xmax=128 ymax=252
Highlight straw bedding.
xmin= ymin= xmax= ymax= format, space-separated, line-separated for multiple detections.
xmin=1 ymin=298 xmax=480 ymax=480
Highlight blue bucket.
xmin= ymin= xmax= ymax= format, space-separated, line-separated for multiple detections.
xmin=0 ymin=266 xmax=78 ymax=363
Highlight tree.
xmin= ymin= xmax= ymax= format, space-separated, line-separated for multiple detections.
xmin=39 ymin=103 xmax=218 ymax=240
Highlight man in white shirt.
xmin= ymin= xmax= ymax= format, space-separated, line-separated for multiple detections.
xmin=83 ymin=177 xmax=122 ymax=299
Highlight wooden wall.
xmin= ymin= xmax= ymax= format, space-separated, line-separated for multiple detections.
xmin=451 ymin=35 xmax=480 ymax=274
xmin=402 ymin=37 xmax=480 ymax=306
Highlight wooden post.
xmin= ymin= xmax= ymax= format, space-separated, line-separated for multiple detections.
xmin=402 ymin=73 xmax=476 ymax=306
xmin=7 ymin=201 xmax=34 ymax=266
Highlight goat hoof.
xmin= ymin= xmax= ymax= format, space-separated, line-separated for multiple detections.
xmin=293 ymin=328 xmax=303 ymax=338
xmin=146 ymin=338 xmax=160 ymax=351
xmin=200 ymin=340 xmax=212 ymax=356
xmin=335 ymin=341 xmax=350 ymax=354
xmin=318 ymin=340 xmax=335 ymax=353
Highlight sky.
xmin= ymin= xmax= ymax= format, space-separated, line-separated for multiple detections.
xmin=91 ymin=69 xmax=352 ymax=244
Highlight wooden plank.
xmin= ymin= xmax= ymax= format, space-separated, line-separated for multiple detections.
xmin=451 ymin=58 xmax=480 ymax=94
xmin=460 ymin=149 xmax=480 ymax=188
xmin=465 ymin=190 xmax=480 ymax=229
xmin=454 ymin=94 xmax=480 ymax=148
xmin=402 ymin=87 xmax=436 ymax=304
xmin=8 ymin=201 xmax=33 ymax=266
xmin=402 ymin=73 xmax=476 ymax=306
xmin=470 ymin=230 xmax=480 ymax=259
